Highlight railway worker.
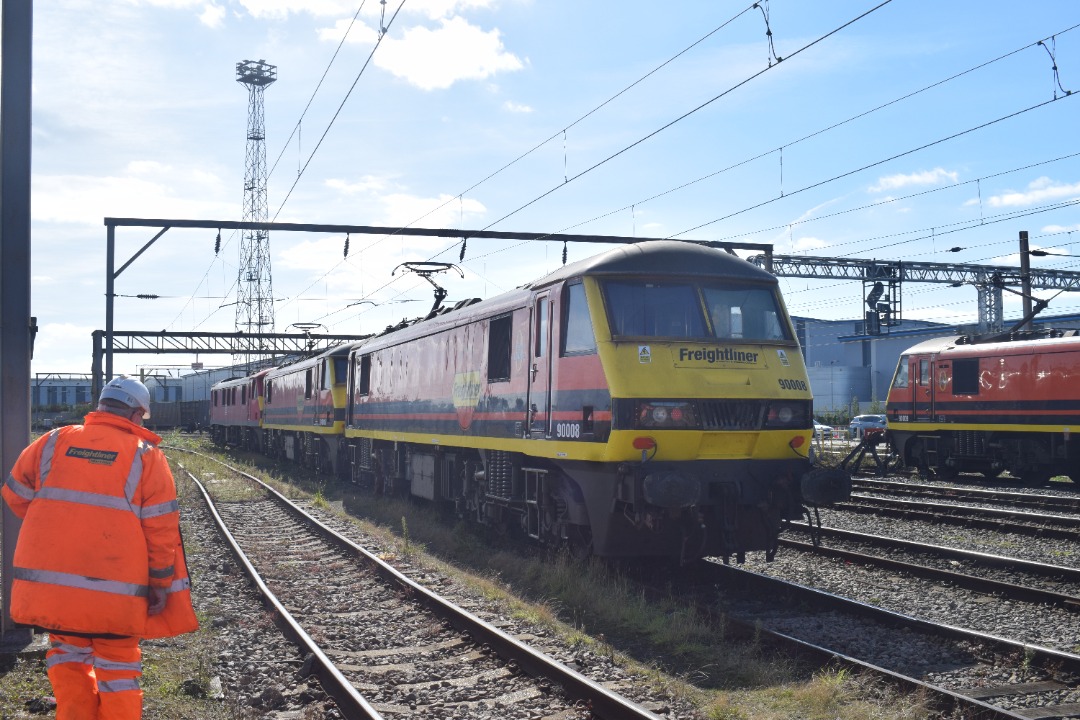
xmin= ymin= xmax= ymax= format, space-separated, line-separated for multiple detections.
xmin=2 ymin=375 xmax=198 ymax=720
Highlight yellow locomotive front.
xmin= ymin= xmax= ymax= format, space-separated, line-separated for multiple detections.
xmin=567 ymin=242 xmax=839 ymax=561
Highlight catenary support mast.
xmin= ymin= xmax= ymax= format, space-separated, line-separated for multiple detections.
xmin=235 ymin=60 xmax=277 ymax=361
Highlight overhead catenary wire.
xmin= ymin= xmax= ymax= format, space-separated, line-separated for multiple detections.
xmin=471 ymin=0 xmax=896 ymax=236
xmin=267 ymin=2 xmax=371 ymax=183
xmin=409 ymin=0 xmax=903 ymax=288
xmin=177 ymin=6 xmax=1080 ymax=338
xmin=206 ymin=3 xmax=1057 ymax=331
xmin=278 ymin=0 xmax=770 ymax=314
xmin=271 ymin=0 xmax=407 ymax=221
xmin=376 ymin=3 xmax=761 ymax=239
xmin=428 ymin=87 xmax=1078 ymax=308
xmin=539 ymin=23 xmax=1080 ymax=246
xmin=669 ymin=93 xmax=1078 ymax=239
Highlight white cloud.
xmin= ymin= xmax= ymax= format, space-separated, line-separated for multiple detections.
xmin=326 ymin=176 xmax=388 ymax=194
xmin=239 ymin=0 xmax=496 ymax=22
xmin=985 ymin=177 xmax=1080 ymax=208
xmin=378 ymin=192 xmax=486 ymax=227
xmin=33 ymin=322 xmax=100 ymax=366
xmin=792 ymin=236 xmax=829 ymax=253
xmin=374 ymin=16 xmax=523 ymax=90
xmin=135 ymin=0 xmax=205 ymax=8
xmin=1042 ymin=222 xmax=1080 ymax=233
xmin=317 ymin=16 xmax=380 ymax=44
xmin=316 ymin=12 xmax=522 ymax=90
xmin=870 ymin=168 xmax=958 ymax=193
xmin=236 ymin=0 xmax=357 ymax=19
xmin=405 ymin=0 xmax=498 ymax=21
xmin=502 ymin=100 xmax=532 ymax=113
xmin=33 ymin=166 xmax=236 ymax=226
xmin=199 ymin=3 xmax=226 ymax=27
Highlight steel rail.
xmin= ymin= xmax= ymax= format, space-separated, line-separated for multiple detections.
xmin=169 ymin=447 xmax=663 ymax=720
xmin=705 ymin=561 xmax=1074 ymax=720
xmin=837 ymin=498 xmax=1080 ymax=540
xmin=710 ymin=562 xmax=1080 ymax=675
xmin=784 ymin=523 xmax=1080 ymax=584
xmin=778 ymin=537 xmax=1080 ymax=611
xmin=851 ymin=478 xmax=1080 ymax=513
xmin=178 ymin=462 xmax=381 ymax=720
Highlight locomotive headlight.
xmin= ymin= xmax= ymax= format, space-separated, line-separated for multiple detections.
xmin=636 ymin=401 xmax=699 ymax=429
xmin=765 ymin=400 xmax=811 ymax=430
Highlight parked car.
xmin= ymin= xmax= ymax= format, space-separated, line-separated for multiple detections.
xmin=813 ymin=419 xmax=833 ymax=439
xmin=849 ymin=414 xmax=887 ymax=440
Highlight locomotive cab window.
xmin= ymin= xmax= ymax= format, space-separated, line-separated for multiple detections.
xmin=561 ymin=281 xmax=596 ymax=355
xmin=952 ymin=358 xmax=979 ymax=395
xmin=333 ymin=357 xmax=348 ymax=386
xmin=535 ymin=298 xmax=548 ymax=357
xmin=487 ymin=314 xmax=512 ymax=382
xmin=892 ymin=355 xmax=909 ymax=388
xmin=305 ymin=368 xmax=314 ymax=399
xmin=266 ymin=380 xmax=273 ymax=403
xmin=919 ymin=359 xmax=931 ymax=385
xmin=358 ymin=354 xmax=371 ymax=396
xmin=602 ymin=279 xmax=792 ymax=342
xmin=241 ymin=385 xmax=247 ymax=405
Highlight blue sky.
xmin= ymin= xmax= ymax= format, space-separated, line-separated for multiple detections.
xmin=25 ymin=0 xmax=1080 ymax=375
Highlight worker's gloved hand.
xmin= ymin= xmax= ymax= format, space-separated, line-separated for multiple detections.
xmin=147 ymin=587 xmax=167 ymax=616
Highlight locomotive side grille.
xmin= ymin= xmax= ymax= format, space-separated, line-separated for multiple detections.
xmin=699 ymin=400 xmax=765 ymax=430
xmin=487 ymin=450 xmax=514 ymax=500
xmin=356 ymin=436 xmax=373 ymax=470
xmin=952 ymin=430 xmax=985 ymax=458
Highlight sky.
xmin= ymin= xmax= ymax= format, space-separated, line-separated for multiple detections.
xmin=18 ymin=0 xmax=1080 ymax=376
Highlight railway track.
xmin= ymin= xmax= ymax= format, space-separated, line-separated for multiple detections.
xmin=784 ymin=523 xmax=1080 ymax=600
xmin=835 ymin=492 xmax=1080 ymax=540
xmin=172 ymin=448 xmax=663 ymax=720
xmin=852 ymin=478 xmax=1080 ymax=514
xmin=702 ymin=486 xmax=1080 ymax=718
xmin=704 ymin=561 xmax=1080 ymax=719
xmin=778 ymin=532 xmax=1080 ymax=612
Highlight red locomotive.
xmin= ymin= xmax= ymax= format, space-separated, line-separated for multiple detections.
xmin=211 ymin=241 xmax=850 ymax=561
xmin=886 ymin=330 xmax=1080 ymax=485
xmin=208 ymin=368 xmax=271 ymax=451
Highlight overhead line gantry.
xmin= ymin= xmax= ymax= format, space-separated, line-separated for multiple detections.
xmin=748 ymin=250 xmax=1080 ymax=334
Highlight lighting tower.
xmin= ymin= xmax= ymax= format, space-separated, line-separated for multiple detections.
xmin=235 ymin=59 xmax=277 ymax=354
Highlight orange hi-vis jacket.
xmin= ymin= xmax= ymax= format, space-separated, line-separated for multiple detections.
xmin=2 ymin=412 xmax=198 ymax=639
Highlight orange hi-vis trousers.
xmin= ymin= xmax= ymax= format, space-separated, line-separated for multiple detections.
xmin=46 ymin=634 xmax=142 ymax=720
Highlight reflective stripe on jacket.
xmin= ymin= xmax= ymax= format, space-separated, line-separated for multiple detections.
xmin=2 ymin=412 xmax=197 ymax=638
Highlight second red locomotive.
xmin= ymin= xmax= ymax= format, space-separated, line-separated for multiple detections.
xmin=886 ymin=330 xmax=1080 ymax=485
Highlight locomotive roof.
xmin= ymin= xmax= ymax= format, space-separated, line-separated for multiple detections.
xmin=350 ymin=240 xmax=777 ymax=352
xmin=900 ymin=332 xmax=1080 ymax=357
xmin=264 ymin=342 xmax=353 ymax=379
xmin=526 ymin=240 xmax=774 ymax=290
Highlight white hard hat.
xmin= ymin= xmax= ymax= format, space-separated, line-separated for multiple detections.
xmin=99 ymin=375 xmax=152 ymax=418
